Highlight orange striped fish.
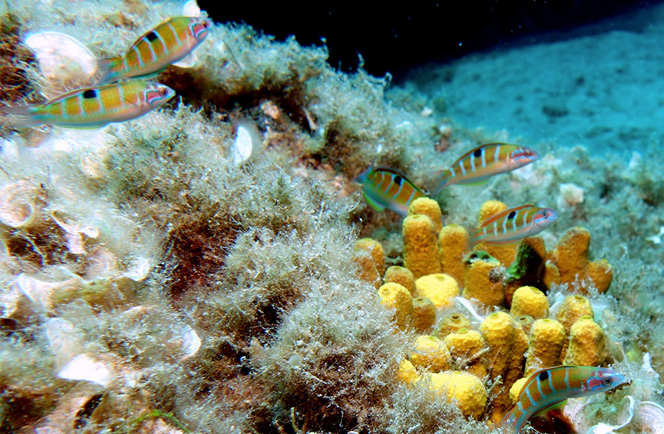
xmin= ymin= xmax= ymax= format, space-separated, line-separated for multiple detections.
xmin=432 ymin=143 xmax=538 ymax=194
xmin=498 ymin=366 xmax=627 ymax=433
xmin=96 ymin=16 xmax=212 ymax=84
xmin=355 ymin=166 xmax=427 ymax=216
xmin=0 ymin=81 xmax=175 ymax=128
xmin=471 ymin=203 xmax=556 ymax=246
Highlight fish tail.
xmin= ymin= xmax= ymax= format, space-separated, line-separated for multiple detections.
xmin=0 ymin=105 xmax=41 ymax=129
xmin=94 ymin=56 xmax=123 ymax=85
xmin=431 ymin=170 xmax=451 ymax=195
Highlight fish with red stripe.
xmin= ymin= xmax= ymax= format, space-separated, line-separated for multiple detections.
xmin=0 ymin=80 xmax=175 ymax=128
xmin=355 ymin=165 xmax=427 ymax=216
xmin=498 ymin=365 xmax=628 ymax=433
xmin=432 ymin=143 xmax=539 ymax=194
xmin=471 ymin=203 xmax=557 ymax=246
xmin=96 ymin=16 xmax=212 ymax=84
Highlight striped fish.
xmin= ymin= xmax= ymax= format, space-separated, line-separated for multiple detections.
xmin=0 ymin=81 xmax=175 ymax=128
xmin=355 ymin=166 xmax=427 ymax=216
xmin=499 ymin=366 xmax=628 ymax=433
xmin=432 ymin=143 xmax=539 ymax=194
xmin=470 ymin=204 xmax=556 ymax=246
xmin=96 ymin=16 xmax=212 ymax=84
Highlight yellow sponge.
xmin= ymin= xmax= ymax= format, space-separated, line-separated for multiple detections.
xmin=415 ymin=273 xmax=459 ymax=309
xmin=403 ymin=214 xmax=442 ymax=278
xmin=408 ymin=197 xmax=443 ymax=234
xmin=555 ymin=294 xmax=594 ymax=333
xmin=410 ymin=335 xmax=451 ymax=372
xmin=436 ymin=313 xmax=471 ymax=338
xmin=424 ymin=371 xmax=487 ymax=419
xmin=564 ymin=316 xmax=605 ymax=366
xmin=463 ymin=252 xmax=505 ymax=307
xmin=524 ymin=318 xmax=566 ymax=376
xmin=398 ymin=359 xmax=419 ymax=385
xmin=384 ymin=265 xmax=416 ymax=296
xmin=411 ymin=296 xmax=437 ymax=333
xmin=510 ymin=286 xmax=549 ymax=319
xmin=444 ymin=328 xmax=486 ymax=378
xmin=439 ymin=224 xmax=470 ymax=286
xmin=377 ymin=282 xmax=413 ymax=328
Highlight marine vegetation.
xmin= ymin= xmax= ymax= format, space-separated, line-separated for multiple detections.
xmin=0 ymin=1 xmax=663 ymax=434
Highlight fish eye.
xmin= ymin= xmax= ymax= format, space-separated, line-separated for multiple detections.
xmin=603 ymin=377 xmax=613 ymax=385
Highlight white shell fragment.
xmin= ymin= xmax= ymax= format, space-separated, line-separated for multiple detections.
xmin=182 ymin=0 xmax=202 ymax=17
xmin=46 ymin=317 xmax=83 ymax=370
xmin=58 ymin=354 xmax=113 ymax=388
xmin=0 ymin=180 xmax=43 ymax=229
xmin=174 ymin=323 xmax=201 ymax=359
xmin=230 ymin=123 xmax=257 ymax=166
xmin=24 ymin=32 xmax=96 ymax=95
xmin=585 ymin=396 xmax=664 ymax=434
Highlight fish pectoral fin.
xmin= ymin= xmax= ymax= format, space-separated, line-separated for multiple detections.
xmin=363 ymin=192 xmax=386 ymax=212
xmin=173 ymin=52 xmax=198 ymax=68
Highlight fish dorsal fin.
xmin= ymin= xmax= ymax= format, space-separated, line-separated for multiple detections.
xmin=479 ymin=203 xmax=535 ymax=228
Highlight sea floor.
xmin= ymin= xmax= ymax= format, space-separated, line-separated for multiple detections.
xmin=407 ymin=3 xmax=664 ymax=156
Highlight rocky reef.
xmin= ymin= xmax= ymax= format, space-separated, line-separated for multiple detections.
xmin=0 ymin=1 xmax=663 ymax=433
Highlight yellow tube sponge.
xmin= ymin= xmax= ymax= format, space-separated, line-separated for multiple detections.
xmin=398 ymin=359 xmax=419 ymax=385
xmin=500 ymin=325 xmax=529 ymax=414
xmin=377 ymin=282 xmax=413 ymax=329
xmin=480 ymin=312 xmax=515 ymax=380
xmin=425 ymin=371 xmax=487 ymax=419
xmin=403 ymin=214 xmax=442 ymax=278
xmin=436 ymin=313 xmax=471 ymax=338
xmin=514 ymin=315 xmax=534 ymax=336
xmin=543 ymin=261 xmax=562 ymax=289
xmin=444 ymin=328 xmax=487 ymax=378
xmin=555 ymin=294 xmax=594 ymax=333
xmin=463 ymin=252 xmax=505 ymax=307
xmin=354 ymin=238 xmax=386 ymax=276
xmin=586 ymin=259 xmax=613 ymax=294
xmin=411 ymin=335 xmax=451 ymax=372
xmin=524 ymin=319 xmax=566 ymax=376
xmin=415 ymin=273 xmax=459 ymax=309
xmin=411 ymin=296 xmax=436 ymax=333
xmin=408 ymin=197 xmax=443 ymax=234
xmin=478 ymin=200 xmax=507 ymax=224
xmin=439 ymin=224 xmax=471 ymax=287
xmin=384 ymin=265 xmax=416 ymax=296
xmin=510 ymin=286 xmax=549 ymax=319
xmin=352 ymin=249 xmax=381 ymax=288
xmin=509 ymin=378 xmax=528 ymax=405
xmin=550 ymin=227 xmax=613 ymax=294
xmin=564 ymin=316 xmax=605 ymax=366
